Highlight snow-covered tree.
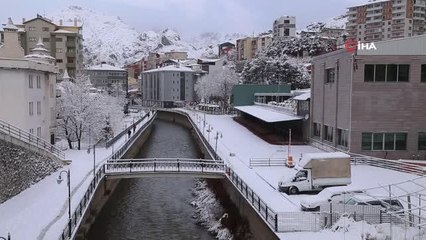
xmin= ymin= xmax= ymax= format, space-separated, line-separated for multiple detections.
xmin=194 ymin=66 xmax=239 ymax=111
xmin=57 ymin=75 xmax=125 ymax=150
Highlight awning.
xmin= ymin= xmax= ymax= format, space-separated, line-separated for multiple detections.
xmin=293 ymin=92 xmax=310 ymax=101
xmin=235 ymin=105 xmax=303 ymax=123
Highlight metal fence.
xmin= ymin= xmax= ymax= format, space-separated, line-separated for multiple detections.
xmin=58 ymin=113 xmax=157 ymax=240
xmin=249 ymin=158 xmax=287 ymax=167
xmin=277 ymin=212 xmax=322 ymax=232
xmin=105 ymin=112 xmax=150 ymax=148
xmin=0 ymin=118 xmax=65 ymax=159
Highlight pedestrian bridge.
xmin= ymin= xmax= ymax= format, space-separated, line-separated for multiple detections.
xmin=104 ymin=158 xmax=225 ymax=179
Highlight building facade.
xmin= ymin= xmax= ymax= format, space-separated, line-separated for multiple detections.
xmin=346 ymin=0 xmax=426 ymax=42
xmin=86 ymin=63 xmax=128 ymax=94
xmin=141 ymin=65 xmax=196 ymax=108
xmin=1 ymin=15 xmax=83 ymax=80
xmin=273 ymin=16 xmax=296 ymax=39
xmin=311 ymin=35 xmax=426 ymax=160
xmin=236 ymin=35 xmax=272 ymax=61
xmin=0 ymin=18 xmax=57 ymax=144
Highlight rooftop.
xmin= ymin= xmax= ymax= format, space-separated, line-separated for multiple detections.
xmin=87 ymin=64 xmax=125 ymax=71
xmin=143 ymin=65 xmax=195 ymax=73
xmin=234 ymin=105 xmax=302 ymax=123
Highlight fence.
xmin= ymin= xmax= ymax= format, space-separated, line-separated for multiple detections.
xmin=249 ymin=158 xmax=287 ymax=167
xmin=277 ymin=212 xmax=322 ymax=232
xmin=105 ymin=112 xmax=150 ymax=148
xmin=0 ymin=119 xmax=65 ymax=160
xmin=58 ymin=112 xmax=157 ymax=240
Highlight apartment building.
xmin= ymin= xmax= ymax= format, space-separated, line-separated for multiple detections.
xmin=0 ymin=18 xmax=57 ymax=144
xmin=310 ymin=35 xmax=426 ymax=160
xmin=86 ymin=63 xmax=128 ymax=94
xmin=346 ymin=0 xmax=426 ymax=42
xmin=273 ymin=16 xmax=296 ymax=39
xmin=1 ymin=15 xmax=83 ymax=80
xmin=236 ymin=35 xmax=272 ymax=61
xmin=141 ymin=65 xmax=196 ymax=108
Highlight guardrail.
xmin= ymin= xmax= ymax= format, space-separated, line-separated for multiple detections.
xmin=249 ymin=158 xmax=287 ymax=167
xmin=105 ymin=158 xmax=224 ymax=175
xmin=58 ymin=112 xmax=157 ymax=240
xmin=105 ymin=112 xmax=150 ymax=148
xmin=0 ymin=119 xmax=65 ymax=160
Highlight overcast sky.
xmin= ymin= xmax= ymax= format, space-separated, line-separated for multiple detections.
xmin=2 ymin=0 xmax=365 ymax=38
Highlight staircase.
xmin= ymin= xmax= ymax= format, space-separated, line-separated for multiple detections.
xmin=0 ymin=119 xmax=65 ymax=160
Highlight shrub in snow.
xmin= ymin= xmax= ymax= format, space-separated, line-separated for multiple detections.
xmin=191 ymin=180 xmax=233 ymax=240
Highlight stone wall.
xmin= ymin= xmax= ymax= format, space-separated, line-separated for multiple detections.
xmin=0 ymin=139 xmax=62 ymax=203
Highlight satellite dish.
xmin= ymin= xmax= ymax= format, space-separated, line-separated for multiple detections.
xmin=304 ymin=114 xmax=310 ymax=120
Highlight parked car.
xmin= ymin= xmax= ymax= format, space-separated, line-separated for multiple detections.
xmin=345 ymin=195 xmax=404 ymax=213
xmin=300 ymin=186 xmax=363 ymax=211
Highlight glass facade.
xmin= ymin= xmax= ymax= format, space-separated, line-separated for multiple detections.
xmin=362 ymin=132 xmax=407 ymax=151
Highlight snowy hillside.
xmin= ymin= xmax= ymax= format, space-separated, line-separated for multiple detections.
xmin=52 ymin=6 xmax=244 ymax=67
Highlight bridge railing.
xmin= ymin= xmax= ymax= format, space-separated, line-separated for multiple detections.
xmin=0 ymin=118 xmax=65 ymax=160
xmin=105 ymin=111 xmax=150 ymax=148
xmin=249 ymin=158 xmax=287 ymax=167
xmin=105 ymin=158 xmax=224 ymax=175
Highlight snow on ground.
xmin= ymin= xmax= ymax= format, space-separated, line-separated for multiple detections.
xmin=183 ymin=110 xmax=425 ymax=239
xmin=0 ymin=111 xmax=151 ymax=239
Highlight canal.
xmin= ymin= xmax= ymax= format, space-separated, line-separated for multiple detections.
xmin=87 ymin=120 xmax=250 ymax=239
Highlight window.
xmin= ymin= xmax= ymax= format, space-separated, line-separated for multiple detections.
xmin=362 ymin=132 xmax=407 ymax=151
xmin=56 ymin=48 xmax=63 ymax=53
xmin=313 ymin=123 xmax=321 ymax=137
xmin=43 ymin=38 xmax=50 ymax=42
xmin=29 ymin=129 xmax=34 ymax=134
xmin=29 ymin=75 xmax=33 ymax=88
xmin=29 ymin=26 xmax=36 ymax=31
xmin=337 ymin=129 xmax=349 ymax=147
xmin=55 ymin=38 xmax=63 ymax=42
xmin=29 ymin=102 xmax=34 ymax=116
xmin=419 ymin=132 xmax=426 ymax=150
xmin=37 ymin=101 xmax=41 ymax=115
xmin=364 ymin=64 xmax=410 ymax=82
xmin=421 ymin=65 xmax=426 ymax=82
xmin=42 ymin=27 xmax=49 ymax=32
xmin=56 ymin=59 xmax=63 ymax=63
xmin=37 ymin=127 xmax=41 ymax=138
xmin=325 ymin=68 xmax=335 ymax=83
xmin=324 ymin=125 xmax=333 ymax=142
xmin=29 ymin=37 xmax=37 ymax=42
xmin=36 ymin=76 xmax=41 ymax=88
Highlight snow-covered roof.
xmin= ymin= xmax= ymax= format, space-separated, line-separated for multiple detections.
xmin=87 ymin=64 xmax=125 ymax=71
xmin=293 ymin=92 xmax=311 ymax=101
xmin=54 ymin=29 xmax=75 ymax=34
xmin=4 ymin=18 xmax=18 ymax=31
xmin=198 ymin=58 xmax=221 ymax=63
xmin=234 ymin=105 xmax=302 ymax=123
xmin=299 ymin=152 xmax=351 ymax=168
xmin=143 ymin=65 xmax=195 ymax=73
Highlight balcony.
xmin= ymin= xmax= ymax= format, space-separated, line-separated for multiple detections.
xmin=66 ymin=41 xmax=76 ymax=47
xmin=66 ymin=63 xmax=76 ymax=68
xmin=66 ymin=52 xmax=75 ymax=57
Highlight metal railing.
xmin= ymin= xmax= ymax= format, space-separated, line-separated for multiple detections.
xmin=105 ymin=158 xmax=225 ymax=176
xmin=249 ymin=158 xmax=287 ymax=167
xmin=58 ymin=112 xmax=157 ymax=240
xmin=0 ymin=119 xmax=65 ymax=160
xmin=105 ymin=112 xmax=150 ymax=148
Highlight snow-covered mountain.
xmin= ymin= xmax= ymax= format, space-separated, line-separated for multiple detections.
xmin=52 ymin=6 xmax=245 ymax=67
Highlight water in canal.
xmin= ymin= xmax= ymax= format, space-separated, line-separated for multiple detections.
xmin=88 ymin=120 xmax=251 ymax=240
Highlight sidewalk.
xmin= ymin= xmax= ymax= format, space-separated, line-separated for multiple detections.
xmin=0 ymin=112 xmax=151 ymax=239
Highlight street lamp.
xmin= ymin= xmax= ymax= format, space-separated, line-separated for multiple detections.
xmin=214 ymin=131 xmax=223 ymax=159
xmin=206 ymin=125 xmax=213 ymax=142
xmin=0 ymin=233 xmax=11 ymax=240
xmin=57 ymin=169 xmax=72 ymax=238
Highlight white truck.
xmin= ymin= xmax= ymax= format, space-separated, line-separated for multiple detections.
xmin=278 ymin=152 xmax=351 ymax=194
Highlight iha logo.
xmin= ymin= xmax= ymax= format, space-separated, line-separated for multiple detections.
xmin=344 ymin=39 xmax=377 ymax=53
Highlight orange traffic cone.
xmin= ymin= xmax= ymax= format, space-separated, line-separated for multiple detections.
xmin=287 ymin=155 xmax=295 ymax=168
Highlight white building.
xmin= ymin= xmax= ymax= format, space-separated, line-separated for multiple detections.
xmin=141 ymin=65 xmax=196 ymax=108
xmin=273 ymin=16 xmax=296 ymax=38
xmin=0 ymin=18 xmax=57 ymax=144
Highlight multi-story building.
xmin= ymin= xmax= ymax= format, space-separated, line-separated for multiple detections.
xmin=141 ymin=65 xmax=196 ymax=108
xmin=346 ymin=0 xmax=426 ymax=42
xmin=1 ymin=15 xmax=83 ymax=80
xmin=310 ymin=35 xmax=426 ymax=160
xmin=0 ymin=18 xmax=57 ymax=144
xmin=273 ymin=16 xmax=296 ymax=39
xmin=126 ymin=58 xmax=147 ymax=91
xmin=86 ymin=63 xmax=128 ymax=94
xmin=236 ymin=35 xmax=272 ymax=61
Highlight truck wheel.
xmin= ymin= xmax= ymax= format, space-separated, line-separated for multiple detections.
xmin=288 ymin=186 xmax=299 ymax=195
